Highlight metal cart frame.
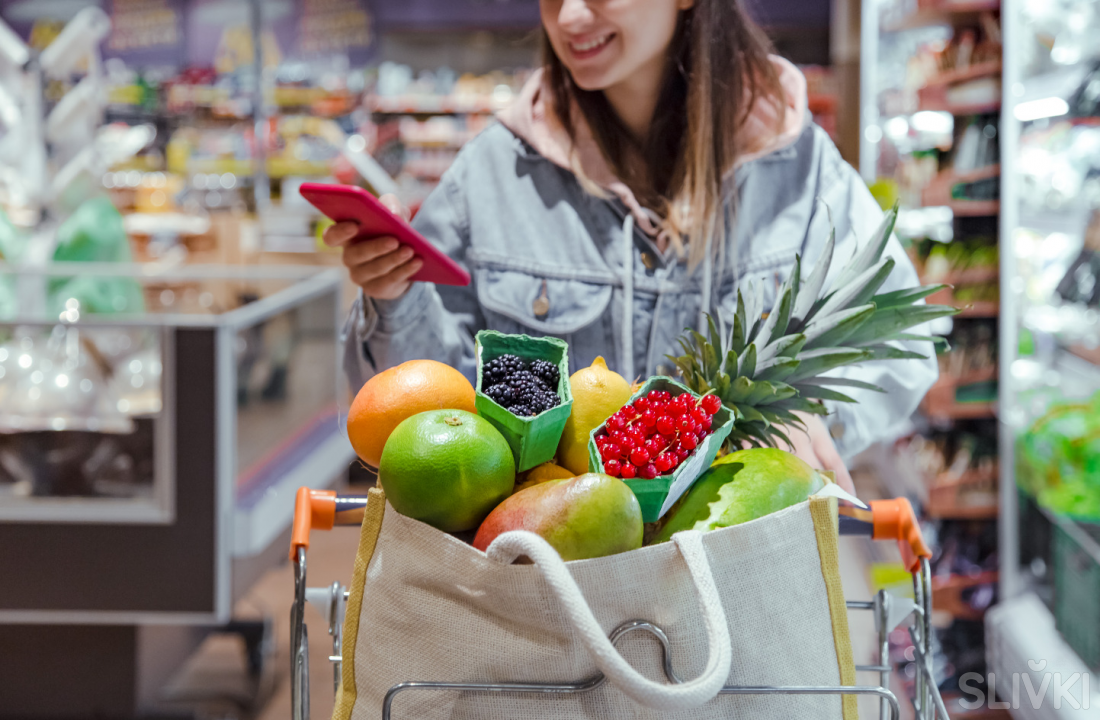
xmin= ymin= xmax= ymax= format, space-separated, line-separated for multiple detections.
xmin=288 ymin=489 xmax=949 ymax=720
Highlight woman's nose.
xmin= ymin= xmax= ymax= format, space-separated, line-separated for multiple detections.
xmin=557 ymin=0 xmax=594 ymax=29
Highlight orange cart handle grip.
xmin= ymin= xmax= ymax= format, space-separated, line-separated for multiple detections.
xmin=289 ymin=488 xmax=336 ymax=562
xmin=289 ymin=488 xmax=373 ymax=562
xmin=870 ymin=498 xmax=932 ymax=573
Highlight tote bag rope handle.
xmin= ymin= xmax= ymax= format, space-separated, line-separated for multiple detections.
xmin=486 ymin=530 xmax=732 ymax=711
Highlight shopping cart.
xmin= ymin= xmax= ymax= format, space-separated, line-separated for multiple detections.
xmin=288 ymin=487 xmax=949 ymax=720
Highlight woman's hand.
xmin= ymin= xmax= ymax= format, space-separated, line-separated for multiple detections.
xmin=770 ymin=412 xmax=855 ymax=494
xmin=323 ymin=193 xmax=423 ymax=301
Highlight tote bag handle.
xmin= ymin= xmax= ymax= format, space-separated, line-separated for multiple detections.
xmin=486 ymin=530 xmax=732 ymax=711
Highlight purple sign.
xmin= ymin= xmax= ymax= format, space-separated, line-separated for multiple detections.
xmin=371 ymin=0 xmax=540 ymax=30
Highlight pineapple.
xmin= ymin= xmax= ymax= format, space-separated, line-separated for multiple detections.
xmin=669 ymin=205 xmax=958 ymax=450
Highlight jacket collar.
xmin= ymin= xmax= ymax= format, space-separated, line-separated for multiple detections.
xmin=497 ymin=56 xmax=809 ymax=241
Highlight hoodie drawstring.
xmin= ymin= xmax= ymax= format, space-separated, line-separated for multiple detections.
xmin=620 ymin=213 xmax=635 ymax=381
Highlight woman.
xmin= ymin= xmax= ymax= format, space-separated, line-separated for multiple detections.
xmin=325 ymin=0 xmax=938 ymax=489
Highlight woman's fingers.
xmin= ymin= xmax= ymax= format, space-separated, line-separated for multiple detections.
xmin=322 ymin=221 xmax=361 ymax=247
xmin=342 ymin=236 xmax=401 ymax=267
xmin=379 ymin=193 xmax=410 ymax=221
xmin=813 ymin=432 xmax=855 ymax=494
xmin=361 ymin=257 xmax=424 ymax=300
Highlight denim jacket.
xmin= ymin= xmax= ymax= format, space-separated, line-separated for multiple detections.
xmin=342 ymin=122 xmax=938 ymax=458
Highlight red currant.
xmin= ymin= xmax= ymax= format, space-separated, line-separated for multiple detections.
xmin=701 ymin=394 xmax=722 ymax=415
xmin=644 ymin=438 xmax=661 ymax=456
xmin=640 ymin=463 xmax=659 ymax=480
xmin=682 ymin=432 xmax=698 ymax=450
xmin=656 ymin=417 xmax=674 ymax=435
xmin=654 ymin=453 xmax=673 ymax=473
xmin=678 ymin=416 xmax=694 ymax=433
xmin=620 ymin=463 xmax=636 ymax=479
xmin=633 ymin=397 xmax=650 ymax=412
xmin=647 ymin=390 xmax=663 ymax=403
xmin=692 ymin=407 xmax=708 ymax=424
xmin=607 ymin=415 xmax=625 ymax=433
xmin=630 ymin=448 xmax=650 ymax=466
xmin=611 ymin=431 xmax=629 ymax=448
xmin=677 ymin=449 xmax=690 ymax=462
xmin=601 ymin=442 xmax=621 ymax=461
xmin=605 ymin=459 xmax=622 ymax=477
xmin=641 ymin=409 xmax=657 ymax=428
xmin=698 ymin=415 xmax=713 ymax=431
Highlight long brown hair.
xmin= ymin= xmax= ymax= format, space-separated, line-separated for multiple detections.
xmin=543 ymin=0 xmax=785 ymax=266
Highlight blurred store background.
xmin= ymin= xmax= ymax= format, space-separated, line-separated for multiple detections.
xmin=0 ymin=0 xmax=1098 ymax=718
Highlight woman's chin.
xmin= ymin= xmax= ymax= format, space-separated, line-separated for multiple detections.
xmin=566 ymin=69 xmax=614 ymax=92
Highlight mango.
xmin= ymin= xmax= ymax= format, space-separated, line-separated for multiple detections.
xmin=652 ymin=448 xmax=826 ymax=544
xmin=473 ymin=473 xmax=643 ymax=561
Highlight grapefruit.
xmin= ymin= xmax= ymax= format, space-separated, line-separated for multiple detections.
xmin=379 ymin=409 xmax=515 ymax=531
xmin=347 ymin=359 xmax=476 ymax=467
xmin=557 ymin=357 xmax=633 ymax=475
xmin=652 ymin=448 xmax=827 ymax=543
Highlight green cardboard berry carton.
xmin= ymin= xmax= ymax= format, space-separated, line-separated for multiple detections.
xmin=474 ymin=330 xmax=573 ymax=473
xmin=587 ymin=376 xmax=733 ymax=523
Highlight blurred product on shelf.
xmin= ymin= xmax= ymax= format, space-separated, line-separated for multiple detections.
xmin=1018 ymin=393 xmax=1100 ymax=523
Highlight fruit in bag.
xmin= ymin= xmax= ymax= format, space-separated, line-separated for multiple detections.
xmin=347 ymin=359 xmax=476 ymax=467
xmin=513 ymin=461 xmax=574 ymax=494
xmin=557 ymin=357 xmax=633 ymax=475
xmin=379 ymin=409 xmax=514 ymax=532
xmin=474 ymin=473 xmax=643 ymax=561
xmin=651 ymin=447 xmax=826 ymax=543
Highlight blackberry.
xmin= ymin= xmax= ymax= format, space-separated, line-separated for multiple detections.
xmin=483 ymin=354 xmax=525 ymax=385
xmin=529 ymin=360 xmax=560 ymax=388
xmin=507 ymin=370 xmax=548 ymax=392
xmin=485 ymin=383 xmax=515 ymax=406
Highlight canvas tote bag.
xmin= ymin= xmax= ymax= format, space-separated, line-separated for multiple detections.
xmin=333 ymin=488 xmax=858 ymax=720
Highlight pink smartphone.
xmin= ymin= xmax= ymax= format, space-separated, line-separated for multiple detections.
xmin=299 ymin=182 xmax=471 ymax=287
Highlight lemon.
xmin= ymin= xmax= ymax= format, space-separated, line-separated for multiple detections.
xmin=514 ymin=461 xmax=574 ymax=494
xmin=557 ymin=356 xmax=634 ymax=475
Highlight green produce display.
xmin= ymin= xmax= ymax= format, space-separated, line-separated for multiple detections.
xmin=652 ymin=448 xmax=827 ymax=543
xmin=378 ymin=409 xmax=515 ymax=532
xmin=1018 ymin=394 xmax=1100 ymax=522
xmin=473 ymin=473 xmax=643 ymax=561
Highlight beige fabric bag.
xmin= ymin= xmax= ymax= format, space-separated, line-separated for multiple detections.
xmin=334 ymin=488 xmax=857 ymax=720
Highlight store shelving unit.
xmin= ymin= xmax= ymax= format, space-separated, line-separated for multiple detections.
xmin=991 ymin=0 xmax=1100 ymax=713
xmin=861 ymin=0 xmax=1006 ymax=712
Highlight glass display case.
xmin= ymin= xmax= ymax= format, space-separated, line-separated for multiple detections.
xmin=0 ymin=262 xmax=351 ymax=622
xmin=993 ymin=0 xmax=1100 ymax=709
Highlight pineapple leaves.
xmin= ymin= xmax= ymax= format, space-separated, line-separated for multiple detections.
xmin=834 ymin=204 xmax=898 ymax=290
xmin=802 ymin=304 xmax=876 ymax=351
xmin=795 ymin=376 xmax=885 ymax=393
xmin=794 ymin=385 xmax=859 ymax=403
xmin=871 ymin=284 xmax=949 ymax=309
xmin=814 ymin=258 xmax=893 ymax=320
xmin=671 ymin=198 xmax=962 ymax=452
xmin=754 ymin=355 xmax=800 ymax=383
xmin=738 ymin=342 xmax=757 ymax=378
xmin=845 ymin=304 xmax=960 ymax=347
xmin=862 ymin=344 xmax=929 ymax=361
xmin=785 ymin=347 xmax=872 ymax=383
xmin=791 ymin=229 xmax=835 ymax=329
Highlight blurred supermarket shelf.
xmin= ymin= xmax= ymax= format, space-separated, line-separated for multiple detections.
xmin=882 ymin=0 xmax=1000 ymax=33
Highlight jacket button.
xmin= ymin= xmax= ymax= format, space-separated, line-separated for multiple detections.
xmin=641 ymin=251 xmax=657 ymax=270
xmin=532 ymin=280 xmax=550 ymax=318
